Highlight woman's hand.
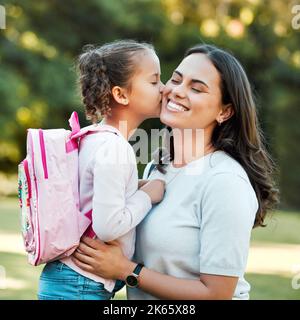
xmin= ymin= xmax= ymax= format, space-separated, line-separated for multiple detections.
xmin=71 ymin=237 xmax=136 ymax=280
xmin=71 ymin=238 xmax=237 ymax=299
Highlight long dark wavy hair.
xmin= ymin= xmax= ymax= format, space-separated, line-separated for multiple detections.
xmin=154 ymin=44 xmax=279 ymax=228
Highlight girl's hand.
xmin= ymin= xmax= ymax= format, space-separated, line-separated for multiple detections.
xmin=139 ymin=179 xmax=166 ymax=204
xmin=71 ymin=237 xmax=135 ymax=280
xmin=138 ymin=179 xmax=149 ymax=188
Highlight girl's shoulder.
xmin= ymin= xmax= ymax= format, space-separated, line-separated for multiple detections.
xmin=82 ymin=126 xmax=130 ymax=149
xmin=81 ymin=128 xmax=135 ymax=167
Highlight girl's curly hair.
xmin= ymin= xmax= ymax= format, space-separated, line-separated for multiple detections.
xmin=77 ymin=40 xmax=154 ymax=123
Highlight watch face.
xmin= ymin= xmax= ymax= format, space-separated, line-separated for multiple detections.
xmin=126 ymin=275 xmax=138 ymax=288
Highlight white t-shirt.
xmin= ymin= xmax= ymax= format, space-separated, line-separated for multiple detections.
xmin=127 ymin=151 xmax=258 ymax=300
xmin=61 ymin=123 xmax=152 ymax=292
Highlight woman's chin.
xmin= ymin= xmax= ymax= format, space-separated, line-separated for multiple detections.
xmin=160 ymin=112 xmax=180 ymax=127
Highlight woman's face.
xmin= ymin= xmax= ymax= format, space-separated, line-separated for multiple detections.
xmin=160 ymin=53 xmax=224 ymax=130
xmin=128 ymin=49 xmax=164 ymax=119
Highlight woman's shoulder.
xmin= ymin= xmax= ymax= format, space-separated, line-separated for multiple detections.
xmin=208 ymin=151 xmax=250 ymax=184
xmin=201 ymin=157 xmax=259 ymax=224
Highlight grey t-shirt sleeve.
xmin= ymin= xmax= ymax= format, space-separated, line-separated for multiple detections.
xmin=199 ymin=172 xmax=258 ymax=277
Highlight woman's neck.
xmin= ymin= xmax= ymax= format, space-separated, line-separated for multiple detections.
xmin=172 ymin=127 xmax=215 ymax=168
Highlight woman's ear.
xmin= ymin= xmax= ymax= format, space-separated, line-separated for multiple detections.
xmin=111 ymin=86 xmax=129 ymax=106
xmin=217 ymin=104 xmax=234 ymax=124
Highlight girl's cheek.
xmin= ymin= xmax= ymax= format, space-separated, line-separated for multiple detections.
xmin=163 ymin=85 xmax=172 ymax=97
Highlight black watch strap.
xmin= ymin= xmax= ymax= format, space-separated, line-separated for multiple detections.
xmin=132 ymin=263 xmax=144 ymax=276
xmin=125 ymin=263 xmax=144 ymax=288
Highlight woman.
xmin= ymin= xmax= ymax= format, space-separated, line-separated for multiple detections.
xmin=71 ymin=44 xmax=278 ymax=300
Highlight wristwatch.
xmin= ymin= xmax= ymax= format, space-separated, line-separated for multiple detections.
xmin=125 ymin=263 xmax=144 ymax=288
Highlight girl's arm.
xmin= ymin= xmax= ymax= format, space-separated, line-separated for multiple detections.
xmin=91 ymin=140 xmax=153 ymax=242
xmin=72 ymin=237 xmax=238 ymax=300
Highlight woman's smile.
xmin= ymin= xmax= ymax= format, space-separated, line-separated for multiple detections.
xmin=166 ymin=100 xmax=190 ymax=112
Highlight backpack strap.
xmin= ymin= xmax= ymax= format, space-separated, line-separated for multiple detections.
xmin=69 ymin=111 xmax=81 ymax=136
xmin=66 ymin=112 xmax=120 ymax=153
xmin=66 ymin=112 xmax=81 ymax=153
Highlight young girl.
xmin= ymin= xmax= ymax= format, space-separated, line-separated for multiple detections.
xmin=38 ymin=40 xmax=165 ymax=300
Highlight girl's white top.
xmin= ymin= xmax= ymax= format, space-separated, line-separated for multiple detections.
xmin=61 ymin=122 xmax=152 ymax=292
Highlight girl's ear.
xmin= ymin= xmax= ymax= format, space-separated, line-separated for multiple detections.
xmin=216 ymin=103 xmax=234 ymax=124
xmin=111 ymin=86 xmax=129 ymax=106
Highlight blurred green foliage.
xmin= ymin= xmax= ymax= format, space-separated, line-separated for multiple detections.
xmin=0 ymin=0 xmax=299 ymax=209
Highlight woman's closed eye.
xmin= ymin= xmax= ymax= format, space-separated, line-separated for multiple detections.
xmin=171 ymin=78 xmax=180 ymax=84
xmin=192 ymin=87 xmax=202 ymax=93
xmin=170 ymin=78 xmax=204 ymax=93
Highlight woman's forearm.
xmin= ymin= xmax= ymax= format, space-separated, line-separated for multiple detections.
xmin=72 ymin=237 xmax=237 ymax=300
xmin=119 ymin=261 xmax=233 ymax=300
xmin=133 ymin=268 xmax=211 ymax=300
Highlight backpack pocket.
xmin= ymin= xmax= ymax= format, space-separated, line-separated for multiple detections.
xmin=18 ymin=159 xmax=35 ymax=254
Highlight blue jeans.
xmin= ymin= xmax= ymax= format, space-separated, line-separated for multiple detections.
xmin=38 ymin=261 xmax=125 ymax=300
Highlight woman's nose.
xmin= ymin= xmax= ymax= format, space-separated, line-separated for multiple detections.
xmin=171 ymin=83 xmax=186 ymax=98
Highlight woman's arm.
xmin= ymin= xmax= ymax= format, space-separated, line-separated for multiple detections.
xmin=72 ymin=237 xmax=238 ymax=300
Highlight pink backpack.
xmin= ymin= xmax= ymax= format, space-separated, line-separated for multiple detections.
xmin=17 ymin=112 xmax=116 ymax=266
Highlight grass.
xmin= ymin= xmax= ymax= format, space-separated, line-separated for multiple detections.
xmin=0 ymin=198 xmax=22 ymax=234
xmin=0 ymin=252 xmax=43 ymax=300
xmin=251 ymin=211 xmax=300 ymax=245
xmin=246 ymin=273 xmax=300 ymax=300
xmin=1 ymin=197 xmax=300 ymax=300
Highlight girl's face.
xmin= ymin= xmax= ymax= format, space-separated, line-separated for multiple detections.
xmin=160 ymin=53 xmax=224 ymax=130
xmin=128 ymin=49 xmax=164 ymax=119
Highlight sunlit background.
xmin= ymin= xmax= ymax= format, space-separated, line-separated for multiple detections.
xmin=0 ymin=0 xmax=300 ymax=299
